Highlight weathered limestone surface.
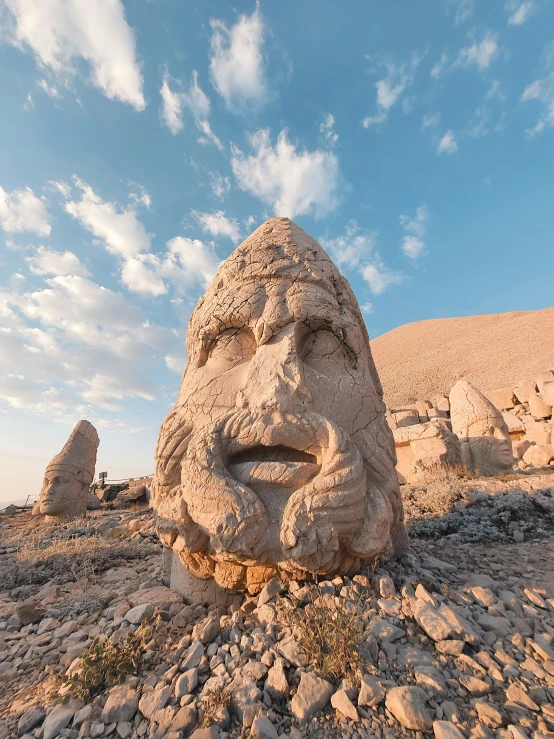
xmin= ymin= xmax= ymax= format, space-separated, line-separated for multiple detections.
xmin=152 ymin=217 xmax=406 ymax=594
xmin=34 ymin=420 xmax=99 ymax=520
xmin=450 ymin=380 xmax=514 ymax=475
xmin=393 ymin=421 xmax=461 ymax=484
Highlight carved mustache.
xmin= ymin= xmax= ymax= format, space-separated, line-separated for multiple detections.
xmin=180 ymin=407 xmax=367 ymax=570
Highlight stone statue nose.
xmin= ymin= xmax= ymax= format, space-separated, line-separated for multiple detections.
xmin=239 ymin=324 xmax=312 ymax=413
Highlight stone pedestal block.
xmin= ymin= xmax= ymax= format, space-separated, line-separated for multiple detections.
xmin=163 ymin=549 xmax=242 ymax=608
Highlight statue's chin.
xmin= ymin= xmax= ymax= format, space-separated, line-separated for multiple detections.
xmin=40 ymin=500 xmax=62 ymax=514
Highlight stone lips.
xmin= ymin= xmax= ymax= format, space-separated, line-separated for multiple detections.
xmin=152 ymin=217 xmax=406 ymax=593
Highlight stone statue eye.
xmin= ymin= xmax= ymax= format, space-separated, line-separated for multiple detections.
xmin=301 ymin=328 xmax=352 ymax=376
xmin=206 ymin=327 xmax=256 ymax=369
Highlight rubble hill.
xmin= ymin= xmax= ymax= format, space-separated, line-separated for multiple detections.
xmin=371 ymin=308 xmax=554 ymax=409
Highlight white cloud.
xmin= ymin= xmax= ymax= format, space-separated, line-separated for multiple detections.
xmin=506 ymin=1 xmax=536 ymax=25
xmin=437 ymin=130 xmax=458 ymax=154
xmin=361 ymin=260 xmax=404 ymax=295
xmin=26 ymin=246 xmax=90 ymax=277
xmin=363 ymin=57 xmax=419 ymax=127
xmin=63 ymin=177 xmax=219 ymax=296
xmin=485 ymin=80 xmax=505 ymax=101
xmin=320 ymin=113 xmax=338 ymax=147
xmin=466 ymin=106 xmax=491 ymax=137
xmin=0 ymin=185 xmax=50 ymax=235
xmin=421 ymin=112 xmax=441 ymax=129
xmin=209 ymin=6 xmax=267 ymax=111
xmin=209 ymin=172 xmax=231 ymax=200
xmin=320 ymin=221 xmax=376 ymax=270
xmin=400 ymin=204 xmax=429 ymax=259
xmin=431 ymin=53 xmax=449 ymax=79
xmin=456 ymin=31 xmax=500 ymax=70
xmin=0 ymin=273 xmax=175 ymax=419
xmin=3 ymin=0 xmax=145 ymax=109
xmin=160 ymin=74 xmax=184 ymax=134
xmin=192 ymin=210 xmax=241 ymax=242
xmin=449 ymin=0 xmax=474 ymax=24
xmin=160 ymin=70 xmax=223 ymax=150
xmin=164 ymin=237 xmax=220 ymax=291
xmin=320 ymin=222 xmax=402 ymax=296
xmin=65 ymin=178 xmax=151 ymax=260
xmin=521 ymin=72 xmax=554 ymax=135
xmin=230 ymin=129 xmax=340 ymax=219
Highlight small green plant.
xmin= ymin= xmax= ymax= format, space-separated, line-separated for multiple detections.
xmin=281 ymin=592 xmax=364 ymax=680
xmin=53 ymin=619 xmax=158 ymax=701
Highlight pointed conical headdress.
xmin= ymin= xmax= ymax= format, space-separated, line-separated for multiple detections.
xmin=46 ymin=420 xmax=99 ymax=486
xmin=188 ymin=217 xmax=383 ymax=396
xmin=450 ymin=380 xmax=506 ymax=435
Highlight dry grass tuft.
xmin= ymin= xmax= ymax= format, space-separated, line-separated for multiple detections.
xmin=0 ymin=524 xmax=155 ymax=591
xmin=281 ymin=591 xmax=364 ymax=680
xmin=198 ymin=687 xmax=231 ymax=728
xmin=51 ymin=618 xmax=159 ymax=702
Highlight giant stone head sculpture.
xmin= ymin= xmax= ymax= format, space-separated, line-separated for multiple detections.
xmin=152 ymin=218 xmax=406 ymax=593
xmin=450 ymin=380 xmax=513 ymax=475
xmin=37 ymin=420 xmax=99 ymax=520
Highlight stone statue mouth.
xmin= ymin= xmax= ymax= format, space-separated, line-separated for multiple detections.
xmin=226 ymin=444 xmax=319 ymax=487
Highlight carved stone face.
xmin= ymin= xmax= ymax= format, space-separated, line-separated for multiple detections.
xmin=450 ymin=380 xmax=514 ymax=475
xmin=153 ymin=218 xmax=405 ymax=593
xmin=35 ymin=420 xmax=99 ymax=521
xmin=39 ymin=467 xmax=87 ymax=517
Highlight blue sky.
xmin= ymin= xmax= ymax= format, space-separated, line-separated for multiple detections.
xmin=1 ymin=0 xmax=553 ymax=503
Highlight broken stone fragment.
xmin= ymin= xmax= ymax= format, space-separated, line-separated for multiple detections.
xmin=331 ymin=689 xmax=358 ymax=720
xmin=450 ymin=380 xmax=513 ymax=475
xmin=385 ymin=686 xmax=433 ymax=731
xmin=291 ymin=672 xmax=334 ymax=722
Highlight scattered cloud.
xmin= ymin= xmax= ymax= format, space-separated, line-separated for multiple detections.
xmin=209 ymin=6 xmax=267 ymax=111
xmin=209 ymin=172 xmax=231 ymax=200
xmin=320 ymin=113 xmax=338 ymax=147
xmin=363 ymin=56 xmax=420 ymax=127
xmin=456 ymin=31 xmax=500 ymax=70
xmin=485 ymin=80 xmax=505 ymax=102
xmin=447 ymin=0 xmax=475 ymax=25
xmin=466 ymin=106 xmax=491 ymax=137
xmin=421 ymin=112 xmax=441 ymax=130
xmin=160 ymin=70 xmax=223 ymax=150
xmin=2 ymin=0 xmax=145 ymax=109
xmin=65 ymin=178 xmax=151 ymax=261
xmin=437 ymin=130 xmax=458 ymax=154
xmin=26 ymin=246 xmax=90 ymax=277
xmin=361 ymin=260 xmax=404 ymax=295
xmin=320 ymin=221 xmax=377 ymax=270
xmin=506 ymin=0 xmax=536 ymax=25
xmin=0 ymin=185 xmax=50 ymax=236
xmin=400 ymin=204 xmax=429 ymax=259
xmin=431 ymin=53 xmax=449 ymax=79
xmin=320 ymin=221 xmax=403 ymax=296
xmin=521 ymin=72 xmax=554 ymax=135
xmin=0 ymin=272 xmax=174 ymax=419
xmin=62 ymin=177 xmax=219 ymax=296
xmin=230 ymin=128 xmax=340 ymax=219
xmin=192 ymin=210 xmax=241 ymax=242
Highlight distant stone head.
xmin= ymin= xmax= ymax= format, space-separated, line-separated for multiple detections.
xmin=36 ymin=420 xmax=99 ymax=520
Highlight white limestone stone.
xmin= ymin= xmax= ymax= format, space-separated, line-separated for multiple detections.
xmin=152 ymin=217 xmax=406 ymax=594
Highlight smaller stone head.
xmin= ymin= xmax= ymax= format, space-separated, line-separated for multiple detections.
xmin=449 ymin=380 xmax=513 ymax=475
xmin=38 ymin=420 xmax=99 ymax=519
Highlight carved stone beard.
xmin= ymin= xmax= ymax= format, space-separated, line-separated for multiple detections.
xmin=155 ymin=406 xmax=395 ymax=591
